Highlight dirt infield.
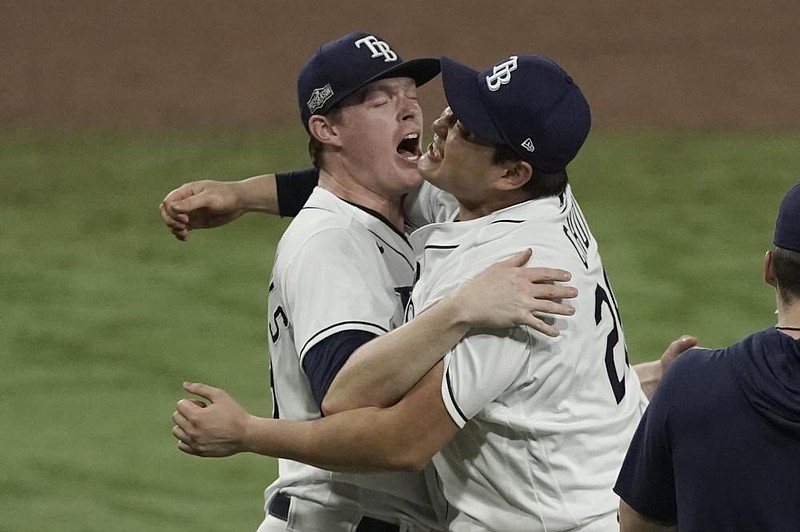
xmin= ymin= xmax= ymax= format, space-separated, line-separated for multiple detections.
xmin=2 ymin=0 xmax=799 ymax=131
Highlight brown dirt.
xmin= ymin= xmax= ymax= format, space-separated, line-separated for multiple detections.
xmin=2 ymin=0 xmax=799 ymax=131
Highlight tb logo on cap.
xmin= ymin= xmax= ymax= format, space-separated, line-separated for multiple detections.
xmin=486 ymin=56 xmax=518 ymax=91
xmin=355 ymin=35 xmax=398 ymax=62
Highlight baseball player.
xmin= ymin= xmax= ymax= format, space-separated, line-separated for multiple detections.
xmin=614 ymin=181 xmax=800 ymax=531
xmin=173 ymin=54 xmax=697 ymax=531
xmin=171 ymin=34 xmax=579 ymax=532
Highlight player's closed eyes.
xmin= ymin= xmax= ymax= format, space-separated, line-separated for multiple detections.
xmin=456 ymin=120 xmax=494 ymax=147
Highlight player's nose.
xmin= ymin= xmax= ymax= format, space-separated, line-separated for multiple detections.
xmin=398 ymin=98 xmax=421 ymax=123
xmin=431 ymin=111 xmax=449 ymax=138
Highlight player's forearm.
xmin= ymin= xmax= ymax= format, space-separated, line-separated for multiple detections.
xmin=242 ymin=409 xmax=423 ymax=472
xmin=633 ymin=360 xmax=661 ymax=400
xmin=230 ymin=167 xmax=320 ymax=216
xmin=248 ymin=363 xmax=453 ymax=473
xmin=235 ymin=174 xmax=280 ymax=214
xmin=322 ymin=296 xmax=471 ymax=415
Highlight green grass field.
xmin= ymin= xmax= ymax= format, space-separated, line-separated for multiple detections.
xmin=2 ymin=129 xmax=798 ymax=531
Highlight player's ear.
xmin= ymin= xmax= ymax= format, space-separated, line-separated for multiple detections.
xmin=308 ymin=115 xmax=342 ymax=147
xmin=764 ymin=249 xmax=778 ymax=287
xmin=496 ymin=160 xmax=533 ymax=191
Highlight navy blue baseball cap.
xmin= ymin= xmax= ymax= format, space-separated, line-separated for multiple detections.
xmin=297 ymin=32 xmax=441 ymax=132
xmin=440 ymin=55 xmax=591 ymax=173
xmin=774 ymin=181 xmax=800 ymax=252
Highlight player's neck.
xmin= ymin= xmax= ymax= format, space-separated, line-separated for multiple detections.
xmin=318 ymin=169 xmax=405 ymax=232
xmin=457 ymin=189 xmax=533 ymax=221
xmin=775 ymin=297 xmax=800 ymax=339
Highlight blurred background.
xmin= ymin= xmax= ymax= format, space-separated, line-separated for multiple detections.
xmin=2 ymin=1 xmax=799 ymax=530
xmin=4 ymin=0 xmax=800 ymax=130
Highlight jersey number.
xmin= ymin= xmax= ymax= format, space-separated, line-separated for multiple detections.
xmin=267 ymin=306 xmax=287 ymax=418
xmin=594 ymin=272 xmax=629 ymax=404
xmin=269 ymin=306 xmax=288 ymax=343
xmin=266 ymin=296 xmax=287 ymax=418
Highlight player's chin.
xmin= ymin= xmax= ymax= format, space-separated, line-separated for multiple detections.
xmin=416 ymin=152 xmax=439 ymax=180
xmin=392 ymin=158 xmax=422 ymax=184
xmin=399 ymin=171 xmax=423 ymax=192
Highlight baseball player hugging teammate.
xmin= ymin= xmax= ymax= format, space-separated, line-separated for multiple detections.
xmin=169 ymin=33 xmax=581 ymax=532
xmin=166 ymin=32 xmax=694 ymax=532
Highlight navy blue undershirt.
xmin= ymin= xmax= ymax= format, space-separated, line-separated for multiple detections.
xmin=276 ymin=168 xmax=319 ymax=217
xmin=301 ymin=329 xmax=377 ymax=411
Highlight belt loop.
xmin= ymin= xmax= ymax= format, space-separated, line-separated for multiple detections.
xmin=268 ymin=492 xmax=402 ymax=532
xmin=268 ymin=492 xmax=291 ymax=521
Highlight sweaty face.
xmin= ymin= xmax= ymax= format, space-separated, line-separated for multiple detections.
xmin=417 ymin=107 xmax=505 ymax=208
xmin=333 ymin=77 xmax=424 ymax=197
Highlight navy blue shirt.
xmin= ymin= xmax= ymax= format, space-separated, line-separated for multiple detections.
xmin=614 ymin=327 xmax=800 ymax=531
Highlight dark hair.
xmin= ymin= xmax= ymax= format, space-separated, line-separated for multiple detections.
xmin=307 ymin=106 xmax=345 ymax=169
xmin=772 ymin=246 xmax=800 ymax=302
xmin=492 ymin=144 xmax=568 ymax=199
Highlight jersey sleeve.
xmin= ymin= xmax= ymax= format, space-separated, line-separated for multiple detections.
xmin=275 ymin=168 xmax=319 ymax=216
xmin=613 ymin=355 xmax=683 ymax=523
xmin=441 ymin=327 xmax=530 ymax=427
xmin=403 ymin=181 xmax=460 ymax=231
xmin=282 ymin=227 xmax=397 ymax=360
xmin=302 ymin=330 xmax=377 ymax=409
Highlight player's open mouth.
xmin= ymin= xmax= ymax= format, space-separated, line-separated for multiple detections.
xmin=397 ymin=133 xmax=421 ymax=162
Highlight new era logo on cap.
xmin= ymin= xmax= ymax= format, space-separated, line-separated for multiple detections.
xmin=521 ymin=138 xmax=536 ymax=152
xmin=296 ymin=32 xmax=441 ymax=132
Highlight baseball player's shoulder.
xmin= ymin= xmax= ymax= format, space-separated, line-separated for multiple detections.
xmin=669 ymin=345 xmax=726 ymax=375
xmin=291 ymin=188 xmax=358 ymax=228
xmin=278 ymin=192 xmax=372 ymax=255
xmin=653 ymin=345 xmax=725 ymax=410
xmin=665 ymin=329 xmax=777 ymax=388
xmin=277 ymin=215 xmax=374 ymax=265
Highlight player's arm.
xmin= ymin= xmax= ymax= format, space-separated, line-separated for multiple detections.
xmin=159 ymin=168 xmax=319 ymax=241
xmin=632 ymin=335 xmax=697 ymax=399
xmin=322 ymin=249 xmax=578 ymax=415
xmin=173 ymin=361 xmax=457 ymax=472
xmin=619 ymin=500 xmax=677 ymax=532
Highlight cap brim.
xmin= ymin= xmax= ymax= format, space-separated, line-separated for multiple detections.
xmin=372 ymin=57 xmax=441 ymax=88
xmin=440 ymin=56 xmax=505 ymax=145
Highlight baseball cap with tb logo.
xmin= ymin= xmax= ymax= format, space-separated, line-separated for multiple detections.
xmin=297 ymin=32 xmax=441 ymax=132
xmin=441 ymin=54 xmax=592 ymax=174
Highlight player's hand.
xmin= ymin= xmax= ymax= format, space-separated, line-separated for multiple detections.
xmin=171 ymin=382 xmax=252 ymax=457
xmin=660 ymin=334 xmax=698 ymax=373
xmin=159 ymin=180 xmax=246 ymax=241
xmin=635 ymin=335 xmax=698 ymax=399
xmin=453 ymin=248 xmax=577 ymax=337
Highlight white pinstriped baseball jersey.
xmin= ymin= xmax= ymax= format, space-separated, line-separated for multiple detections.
xmin=408 ymin=185 xmax=647 ymax=531
xmin=403 ymin=178 xmax=460 ymax=231
xmin=264 ymin=186 xmax=441 ymax=530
